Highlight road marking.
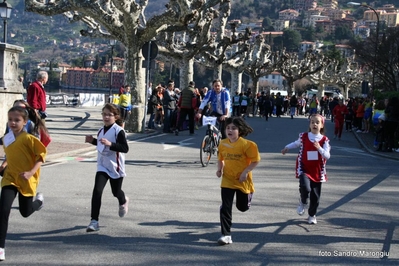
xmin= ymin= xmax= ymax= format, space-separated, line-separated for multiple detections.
xmin=162 ymin=138 xmax=194 ymax=150
xmin=334 ymin=146 xmax=376 ymax=157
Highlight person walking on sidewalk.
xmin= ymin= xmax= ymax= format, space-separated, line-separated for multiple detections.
xmin=216 ymin=117 xmax=260 ymax=245
xmin=27 ymin=71 xmax=48 ymax=120
xmin=281 ymin=114 xmax=331 ymax=225
xmin=175 ymin=81 xmax=197 ymax=136
xmin=0 ymin=106 xmax=46 ymax=261
xmin=85 ymin=103 xmax=129 ymax=232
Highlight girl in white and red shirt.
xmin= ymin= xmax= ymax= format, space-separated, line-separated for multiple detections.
xmin=281 ymin=114 xmax=331 ymax=225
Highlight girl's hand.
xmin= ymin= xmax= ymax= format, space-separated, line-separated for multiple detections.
xmin=239 ymin=172 xmax=248 ymax=183
xmin=100 ymin=138 xmax=111 ymax=147
xmin=19 ymin=171 xmax=33 ymax=180
xmin=216 ymin=169 xmax=222 ymax=178
xmin=281 ymin=147 xmax=288 ymax=155
xmin=85 ymin=135 xmax=93 ymax=143
xmin=313 ymin=141 xmax=321 ymax=149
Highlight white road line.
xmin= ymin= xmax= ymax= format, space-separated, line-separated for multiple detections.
xmin=334 ymin=146 xmax=376 ymax=157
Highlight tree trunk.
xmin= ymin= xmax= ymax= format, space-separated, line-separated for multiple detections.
xmin=230 ymin=70 xmax=243 ymax=93
xmin=213 ymin=64 xmax=223 ymax=81
xmin=125 ymin=46 xmax=146 ymax=133
xmin=252 ymin=77 xmax=259 ymax=94
xmin=179 ymin=58 xmax=194 ymax=90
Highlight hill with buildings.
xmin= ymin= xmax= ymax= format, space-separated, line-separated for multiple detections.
xmin=6 ymin=0 xmax=399 ymax=67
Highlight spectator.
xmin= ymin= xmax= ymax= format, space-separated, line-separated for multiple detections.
xmin=355 ymin=98 xmax=365 ymax=132
xmin=289 ymin=95 xmax=298 ymax=119
xmin=275 ymin=92 xmax=284 ymax=117
xmin=118 ymin=85 xmax=132 ymax=129
xmin=162 ymin=81 xmax=177 ymax=133
xmin=27 ymin=71 xmax=48 ymax=120
xmin=372 ymin=100 xmax=387 ymax=150
xmin=175 ymin=81 xmax=197 ymax=136
xmin=232 ymin=91 xmax=241 ymax=117
xmin=363 ymin=97 xmax=373 ymax=133
xmin=384 ymin=96 xmax=399 ymax=152
xmin=147 ymin=88 xmax=159 ymax=129
xmin=308 ymin=94 xmax=319 ymax=118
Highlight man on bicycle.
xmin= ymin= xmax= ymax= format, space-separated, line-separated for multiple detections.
xmin=196 ymin=79 xmax=231 ymax=139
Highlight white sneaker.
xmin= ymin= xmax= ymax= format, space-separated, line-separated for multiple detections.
xmin=308 ymin=215 xmax=317 ymax=224
xmin=297 ymin=200 xmax=307 ymax=216
xmin=0 ymin=248 xmax=5 ymax=261
xmin=119 ymin=197 xmax=129 ymax=218
xmin=217 ymin=235 xmax=232 ymax=245
xmin=35 ymin=192 xmax=44 ymax=211
xmin=86 ymin=219 xmax=99 ymax=232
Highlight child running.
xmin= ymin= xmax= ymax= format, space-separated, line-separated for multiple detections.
xmin=85 ymin=103 xmax=129 ymax=232
xmin=0 ymin=106 xmax=47 ymax=261
xmin=281 ymin=114 xmax=331 ymax=225
xmin=216 ymin=117 xmax=260 ymax=245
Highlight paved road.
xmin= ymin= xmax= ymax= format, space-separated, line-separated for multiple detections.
xmin=3 ymin=111 xmax=399 ymax=265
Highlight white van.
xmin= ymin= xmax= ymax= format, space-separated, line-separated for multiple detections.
xmin=270 ymin=89 xmax=288 ymax=96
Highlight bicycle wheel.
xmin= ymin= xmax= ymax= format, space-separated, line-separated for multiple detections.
xmin=200 ymin=135 xmax=212 ymax=167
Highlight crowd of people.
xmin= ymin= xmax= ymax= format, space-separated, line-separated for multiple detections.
xmin=146 ymin=80 xmax=399 ymax=153
xmin=0 ymin=74 xmax=398 ymax=258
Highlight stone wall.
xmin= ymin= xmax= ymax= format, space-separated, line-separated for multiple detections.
xmin=0 ymin=43 xmax=25 ymax=135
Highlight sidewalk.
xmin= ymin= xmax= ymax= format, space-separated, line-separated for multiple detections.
xmin=0 ymin=106 xmax=159 ymax=161
xmin=352 ymin=129 xmax=399 ymax=161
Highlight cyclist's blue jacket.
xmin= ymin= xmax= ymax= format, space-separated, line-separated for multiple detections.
xmin=199 ymin=88 xmax=231 ymax=115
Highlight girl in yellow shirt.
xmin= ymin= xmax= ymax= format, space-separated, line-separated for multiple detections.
xmin=216 ymin=117 xmax=260 ymax=245
xmin=0 ymin=106 xmax=46 ymax=261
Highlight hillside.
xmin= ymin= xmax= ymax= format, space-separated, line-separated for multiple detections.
xmin=5 ymin=0 xmax=399 ymax=67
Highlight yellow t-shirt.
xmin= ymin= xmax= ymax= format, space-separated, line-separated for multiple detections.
xmin=2 ymin=132 xmax=46 ymax=196
xmin=218 ymin=137 xmax=261 ymax=194
xmin=119 ymin=93 xmax=131 ymax=108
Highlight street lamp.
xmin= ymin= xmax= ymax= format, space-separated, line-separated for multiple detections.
xmin=0 ymin=0 xmax=12 ymax=43
xmin=347 ymin=2 xmax=380 ymax=93
xmin=109 ymin=39 xmax=117 ymax=103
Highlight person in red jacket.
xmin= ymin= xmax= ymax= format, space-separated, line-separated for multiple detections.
xmin=281 ymin=114 xmax=331 ymax=225
xmin=27 ymin=71 xmax=48 ymax=119
xmin=332 ymin=99 xmax=348 ymax=140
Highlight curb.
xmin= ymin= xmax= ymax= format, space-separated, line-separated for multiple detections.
xmin=352 ymin=132 xmax=399 ymax=161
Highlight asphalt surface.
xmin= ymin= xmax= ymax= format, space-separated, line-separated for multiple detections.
xmin=0 ymin=106 xmax=398 ymax=265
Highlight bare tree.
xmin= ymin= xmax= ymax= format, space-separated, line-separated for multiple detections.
xmin=25 ymin=0 xmax=222 ymax=132
xmin=274 ymin=49 xmax=328 ymax=95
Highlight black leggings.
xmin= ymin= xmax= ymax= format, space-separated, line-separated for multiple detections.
xmin=299 ymin=174 xmax=322 ymax=217
xmin=220 ymin=188 xmax=252 ymax=236
xmin=0 ymin=185 xmax=41 ymax=248
xmin=90 ymin=172 xmax=126 ymax=221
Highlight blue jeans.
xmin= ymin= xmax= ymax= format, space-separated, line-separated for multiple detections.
xmin=148 ymin=113 xmax=155 ymax=129
xmin=163 ymin=108 xmax=174 ymax=132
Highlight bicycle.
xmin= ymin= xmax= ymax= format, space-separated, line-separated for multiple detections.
xmin=200 ymin=116 xmax=222 ymax=167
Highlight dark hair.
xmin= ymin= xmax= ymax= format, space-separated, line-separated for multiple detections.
xmin=12 ymin=99 xmax=48 ymax=136
xmin=225 ymin=116 xmax=253 ymax=137
xmin=102 ymin=103 xmax=124 ymax=126
xmin=212 ymin=79 xmax=223 ymax=86
xmin=8 ymin=106 xmax=29 ymax=121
